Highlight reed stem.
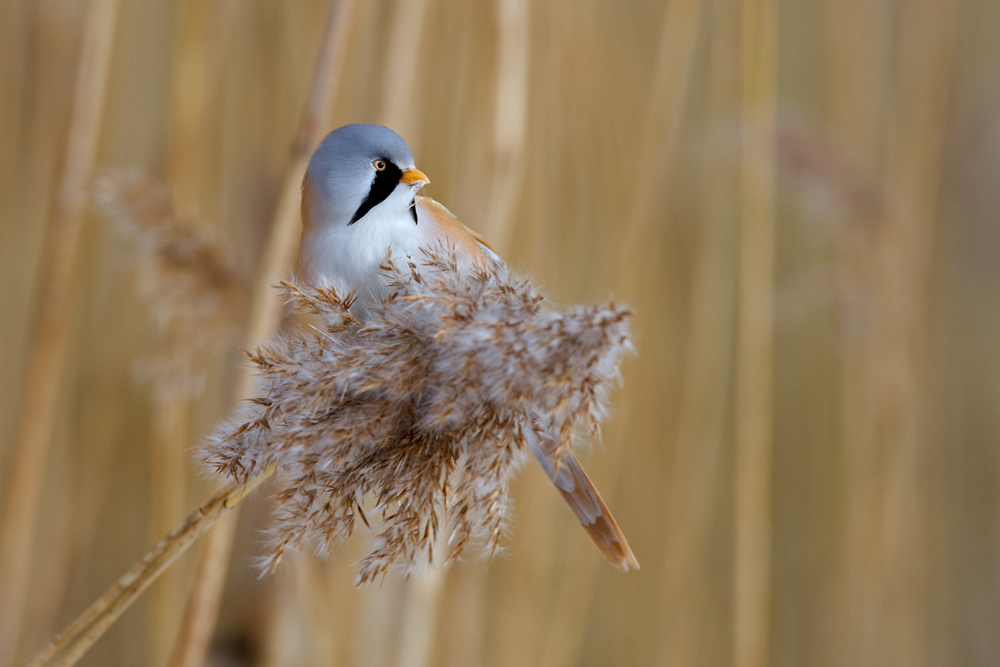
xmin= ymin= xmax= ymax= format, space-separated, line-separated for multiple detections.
xmin=481 ymin=0 xmax=529 ymax=251
xmin=733 ymin=0 xmax=777 ymax=665
xmin=393 ymin=563 xmax=445 ymax=667
xmin=378 ymin=0 xmax=430 ymax=140
xmin=147 ymin=393 xmax=191 ymax=664
xmin=25 ymin=466 xmax=276 ymax=667
xmin=655 ymin=2 xmax=738 ymax=664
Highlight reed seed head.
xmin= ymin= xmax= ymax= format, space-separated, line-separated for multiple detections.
xmin=94 ymin=170 xmax=249 ymax=399
xmin=201 ymin=250 xmax=631 ymax=584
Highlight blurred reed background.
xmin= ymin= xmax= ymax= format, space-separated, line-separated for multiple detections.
xmin=1 ymin=0 xmax=998 ymax=665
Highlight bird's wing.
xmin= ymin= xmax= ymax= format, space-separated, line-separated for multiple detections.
xmin=414 ymin=196 xmax=506 ymax=270
xmin=528 ymin=436 xmax=640 ymax=572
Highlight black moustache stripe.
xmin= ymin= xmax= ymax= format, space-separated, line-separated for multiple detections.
xmin=348 ymin=159 xmax=403 ymax=225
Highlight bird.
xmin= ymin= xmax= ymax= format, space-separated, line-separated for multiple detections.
xmin=300 ymin=123 xmax=639 ymax=571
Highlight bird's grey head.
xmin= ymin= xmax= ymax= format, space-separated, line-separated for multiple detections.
xmin=302 ymin=124 xmax=427 ymax=231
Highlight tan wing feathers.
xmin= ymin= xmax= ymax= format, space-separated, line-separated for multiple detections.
xmin=415 ymin=196 xmax=505 ymax=268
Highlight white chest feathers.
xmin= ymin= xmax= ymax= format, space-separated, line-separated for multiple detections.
xmin=302 ymin=196 xmax=505 ymax=320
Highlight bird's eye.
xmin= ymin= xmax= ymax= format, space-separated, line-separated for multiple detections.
xmin=373 ymin=159 xmax=387 ymax=171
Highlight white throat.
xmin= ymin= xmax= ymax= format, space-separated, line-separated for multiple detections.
xmin=303 ymin=184 xmax=423 ymax=317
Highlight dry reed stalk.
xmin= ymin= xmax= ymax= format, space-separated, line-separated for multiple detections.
xmin=0 ymin=3 xmax=26 ymax=212
xmin=812 ymin=1 xmax=957 ymax=663
xmin=655 ymin=2 xmax=739 ymax=664
xmin=481 ymin=0 xmax=529 ymax=250
xmin=389 ymin=523 xmax=445 ymax=666
xmin=0 ymin=0 xmax=121 ymax=663
xmin=435 ymin=562 xmax=486 ymax=667
xmin=168 ymin=2 xmax=353 ymax=664
xmin=762 ymin=111 xmax=898 ymax=663
xmin=818 ymin=3 xmax=889 ymax=659
xmin=166 ymin=0 xmax=239 ymax=214
xmin=863 ymin=2 xmax=957 ymax=664
xmin=733 ymin=0 xmax=777 ymax=666
xmin=393 ymin=565 xmax=445 ymax=667
xmin=318 ymin=544 xmax=366 ymax=666
xmin=259 ymin=558 xmax=337 ymax=666
xmin=489 ymin=464 xmax=553 ymax=667
xmin=165 ymin=509 xmax=238 ymax=667
xmin=353 ymin=579 xmax=406 ymax=667
xmin=302 ymin=559 xmax=340 ymax=666
xmin=536 ymin=3 xmax=706 ymax=665
xmin=258 ymin=568 xmax=300 ymax=667
xmin=614 ymin=0 xmax=706 ymax=299
xmin=378 ymin=0 xmax=430 ymax=139
xmin=822 ymin=0 xmax=887 ymax=161
xmin=24 ymin=466 xmax=276 ymax=667
xmin=536 ymin=502 xmax=613 ymax=667
xmin=268 ymin=547 xmax=371 ymax=666
xmin=147 ymin=394 xmax=191 ymax=662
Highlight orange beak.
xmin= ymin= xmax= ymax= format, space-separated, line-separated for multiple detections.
xmin=400 ymin=167 xmax=430 ymax=185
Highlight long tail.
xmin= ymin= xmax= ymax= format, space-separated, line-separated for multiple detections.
xmin=530 ymin=444 xmax=640 ymax=571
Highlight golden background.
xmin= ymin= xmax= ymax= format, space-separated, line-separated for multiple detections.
xmin=1 ymin=0 xmax=997 ymax=665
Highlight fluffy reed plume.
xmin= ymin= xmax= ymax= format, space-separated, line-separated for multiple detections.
xmin=94 ymin=170 xmax=249 ymax=396
xmin=201 ymin=251 xmax=632 ymax=584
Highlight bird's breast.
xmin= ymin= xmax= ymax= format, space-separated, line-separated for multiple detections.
xmin=302 ymin=196 xmax=503 ymax=319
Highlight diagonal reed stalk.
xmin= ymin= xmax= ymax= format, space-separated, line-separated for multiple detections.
xmin=25 ymin=466 xmax=276 ymax=667
xmin=166 ymin=2 xmax=353 ymax=665
xmin=147 ymin=393 xmax=191 ymax=665
xmin=733 ymin=0 xmax=777 ymax=666
xmin=0 ymin=0 xmax=121 ymax=664
xmin=33 ymin=382 xmax=127 ymax=644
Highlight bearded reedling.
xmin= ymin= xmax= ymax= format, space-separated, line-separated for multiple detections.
xmin=218 ymin=123 xmax=639 ymax=574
